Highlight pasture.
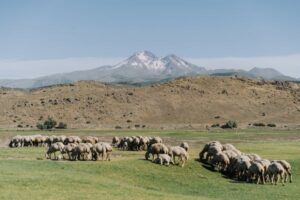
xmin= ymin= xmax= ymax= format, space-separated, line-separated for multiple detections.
xmin=0 ymin=128 xmax=299 ymax=200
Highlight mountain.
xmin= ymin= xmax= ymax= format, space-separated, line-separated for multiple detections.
xmin=0 ymin=51 xmax=298 ymax=89
xmin=207 ymin=67 xmax=297 ymax=81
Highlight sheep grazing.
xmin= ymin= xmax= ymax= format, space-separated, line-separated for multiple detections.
xmin=62 ymin=143 xmax=78 ymax=160
xmin=45 ymin=142 xmax=65 ymax=160
xmin=168 ymin=146 xmax=189 ymax=167
xmin=199 ymin=141 xmax=292 ymax=186
xmin=154 ymin=154 xmax=173 ymax=166
xmin=145 ymin=143 xmax=168 ymax=161
xmin=247 ymin=162 xmax=265 ymax=184
xmin=267 ymin=162 xmax=286 ymax=186
xmin=209 ymin=152 xmax=230 ymax=172
xmin=91 ymin=142 xmax=107 ymax=161
xmin=199 ymin=141 xmax=223 ymax=161
xmin=82 ymin=136 xmax=99 ymax=144
xmin=114 ymin=136 xmax=160 ymax=151
xmin=276 ymin=160 xmax=292 ymax=183
xmin=180 ymin=142 xmax=189 ymax=152
xmin=74 ymin=143 xmax=92 ymax=161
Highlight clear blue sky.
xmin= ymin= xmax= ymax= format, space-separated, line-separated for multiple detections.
xmin=1 ymin=0 xmax=300 ymax=78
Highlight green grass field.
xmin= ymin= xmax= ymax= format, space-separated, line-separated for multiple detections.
xmin=0 ymin=129 xmax=299 ymax=200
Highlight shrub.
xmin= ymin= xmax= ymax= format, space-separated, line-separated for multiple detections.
xmin=211 ymin=123 xmax=220 ymax=128
xmin=37 ymin=116 xmax=57 ymax=130
xmin=253 ymin=123 xmax=266 ymax=127
xmin=221 ymin=120 xmax=237 ymax=129
xmin=115 ymin=126 xmax=122 ymax=129
xmin=267 ymin=123 xmax=276 ymax=127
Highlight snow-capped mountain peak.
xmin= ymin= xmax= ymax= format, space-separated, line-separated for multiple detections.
xmin=115 ymin=51 xmax=165 ymax=71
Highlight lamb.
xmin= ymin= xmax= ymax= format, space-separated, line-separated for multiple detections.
xmin=145 ymin=143 xmax=169 ymax=161
xmin=154 ymin=154 xmax=174 ymax=166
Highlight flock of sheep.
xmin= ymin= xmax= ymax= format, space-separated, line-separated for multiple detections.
xmin=112 ymin=136 xmax=190 ymax=167
xmin=199 ymin=141 xmax=292 ymax=185
xmin=8 ymin=135 xmax=293 ymax=185
xmin=9 ymin=135 xmax=112 ymax=161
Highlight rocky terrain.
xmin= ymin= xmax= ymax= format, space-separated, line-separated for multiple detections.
xmin=0 ymin=76 xmax=299 ymax=129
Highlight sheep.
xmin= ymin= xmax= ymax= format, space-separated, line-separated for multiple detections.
xmin=267 ymin=162 xmax=286 ymax=186
xmin=62 ymin=143 xmax=78 ymax=160
xmin=74 ymin=143 xmax=92 ymax=161
xmin=199 ymin=141 xmax=222 ymax=161
xmin=273 ymin=160 xmax=292 ymax=183
xmin=112 ymin=136 xmax=120 ymax=147
xmin=45 ymin=142 xmax=65 ymax=160
xmin=244 ymin=153 xmax=261 ymax=161
xmin=100 ymin=142 xmax=113 ymax=161
xmin=154 ymin=154 xmax=174 ymax=166
xmin=149 ymin=137 xmax=163 ymax=146
xmin=180 ymin=142 xmax=189 ymax=152
xmin=64 ymin=136 xmax=82 ymax=145
xmin=9 ymin=135 xmax=22 ymax=147
xmin=145 ymin=143 xmax=169 ymax=161
xmin=168 ymin=146 xmax=189 ymax=167
xmin=139 ymin=136 xmax=150 ymax=150
xmin=206 ymin=146 xmax=223 ymax=162
xmin=247 ymin=162 xmax=265 ymax=184
xmin=231 ymin=155 xmax=251 ymax=180
xmin=91 ymin=142 xmax=107 ymax=161
xmin=209 ymin=152 xmax=230 ymax=172
xmin=82 ymin=136 xmax=99 ymax=144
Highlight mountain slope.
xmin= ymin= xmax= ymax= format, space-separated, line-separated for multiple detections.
xmin=0 ymin=76 xmax=299 ymax=129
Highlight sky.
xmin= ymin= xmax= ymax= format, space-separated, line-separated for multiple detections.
xmin=0 ymin=0 xmax=300 ymax=78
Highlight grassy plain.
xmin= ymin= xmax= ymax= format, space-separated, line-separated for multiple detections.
xmin=0 ymin=128 xmax=299 ymax=200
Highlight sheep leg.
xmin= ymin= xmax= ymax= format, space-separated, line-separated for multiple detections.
xmin=280 ymin=173 xmax=285 ymax=186
xmin=289 ymin=171 xmax=292 ymax=183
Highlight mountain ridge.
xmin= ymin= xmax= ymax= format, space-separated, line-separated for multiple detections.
xmin=0 ymin=51 xmax=298 ymax=89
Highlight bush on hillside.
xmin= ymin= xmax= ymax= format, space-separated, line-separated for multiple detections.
xmin=37 ymin=116 xmax=57 ymax=130
xmin=221 ymin=120 xmax=237 ymax=129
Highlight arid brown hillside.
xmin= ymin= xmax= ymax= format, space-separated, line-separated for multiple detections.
xmin=0 ymin=76 xmax=299 ymax=129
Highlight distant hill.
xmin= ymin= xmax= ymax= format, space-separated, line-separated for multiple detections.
xmin=0 ymin=51 xmax=298 ymax=88
xmin=0 ymin=76 xmax=299 ymax=129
